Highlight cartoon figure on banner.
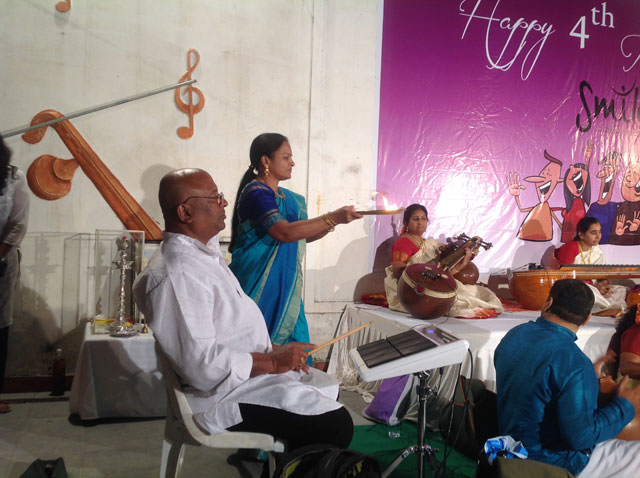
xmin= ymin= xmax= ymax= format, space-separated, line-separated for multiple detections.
xmin=560 ymin=142 xmax=593 ymax=243
xmin=508 ymin=150 xmax=564 ymax=241
xmin=610 ymin=161 xmax=640 ymax=245
xmin=586 ymin=151 xmax=622 ymax=244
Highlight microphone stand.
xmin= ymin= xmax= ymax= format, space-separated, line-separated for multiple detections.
xmin=382 ymin=370 xmax=443 ymax=478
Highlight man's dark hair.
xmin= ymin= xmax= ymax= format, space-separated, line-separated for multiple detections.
xmin=547 ymin=279 xmax=594 ymax=325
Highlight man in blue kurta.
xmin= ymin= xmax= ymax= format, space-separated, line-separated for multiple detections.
xmin=495 ymin=279 xmax=640 ymax=477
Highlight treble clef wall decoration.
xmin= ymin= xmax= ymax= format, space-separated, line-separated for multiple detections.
xmin=175 ymin=48 xmax=205 ymax=139
xmin=23 ymin=109 xmax=163 ymax=240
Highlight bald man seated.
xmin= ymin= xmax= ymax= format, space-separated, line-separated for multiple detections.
xmin=133 ymin=168 xmax=353 ymax=453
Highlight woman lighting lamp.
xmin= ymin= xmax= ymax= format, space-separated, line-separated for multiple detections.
xmin=229 ymin=133 xmax=362 ymax=348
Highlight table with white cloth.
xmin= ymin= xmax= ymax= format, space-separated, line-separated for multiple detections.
xmin=327 ymin=304 xmax=617 ymax=407
xmin=69 ymin=323 xmax=166 ymax=419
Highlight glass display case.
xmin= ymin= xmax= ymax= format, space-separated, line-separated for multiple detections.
xmin=92 ymin=229 xmax=144 ymax=334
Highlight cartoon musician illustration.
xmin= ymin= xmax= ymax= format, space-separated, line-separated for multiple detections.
xmin=586 ymin=151 xmax=621 ymax=244
xmin=610 ymin=161 xmax=640 ymax=245
xmin=560 ymin=142 xmax=592 ymax=243
xmin=508 ymin=150 xmax=564 ymax=241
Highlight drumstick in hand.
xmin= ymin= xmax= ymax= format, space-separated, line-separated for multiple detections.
xmin=307 ymin=321 xmax=374 ymax=355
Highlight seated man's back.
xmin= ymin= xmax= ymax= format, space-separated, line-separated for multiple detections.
xmin=495 ymin=279 xmax=639 ymax=477
xmin=496 ymin=318 xmax=623 ymax=471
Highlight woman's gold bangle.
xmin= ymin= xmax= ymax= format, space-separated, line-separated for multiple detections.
xmin=322 ymin=214 xmax=335 ymax=232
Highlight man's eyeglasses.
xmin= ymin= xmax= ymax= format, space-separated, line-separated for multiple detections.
xmin=177 ymin=193 xmax=225 ymax=208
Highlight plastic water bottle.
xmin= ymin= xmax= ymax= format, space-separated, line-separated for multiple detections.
xmin=51 ymin=349 xmax=66 ymax=396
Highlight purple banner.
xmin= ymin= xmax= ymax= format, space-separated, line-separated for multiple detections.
xmin=376 ymin=0 xmax=640 ymax=271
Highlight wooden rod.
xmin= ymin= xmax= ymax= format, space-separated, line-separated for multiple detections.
xmin=355 ymin=209 xmax=404 ymax=215
xmin=1 ymin=79 xmax=197 ymax=138
xmin=308 ymin=321 xmax=374 ymax=356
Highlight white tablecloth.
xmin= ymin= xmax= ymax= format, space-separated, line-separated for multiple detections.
xmin=328 ymin=304 xmax=617 ymax=397
xmin=69 ymin=323 xmax=166 ymax=419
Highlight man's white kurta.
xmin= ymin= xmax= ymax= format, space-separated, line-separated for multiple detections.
xmin=133 ymin=232 xmax=341 ymax=434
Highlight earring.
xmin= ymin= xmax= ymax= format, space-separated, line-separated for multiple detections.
xmin=265 ymin=166 xmax=270 ymax=176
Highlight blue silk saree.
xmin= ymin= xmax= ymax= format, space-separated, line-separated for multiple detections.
xmin=229 ymin=180 xmax=309 ymax=345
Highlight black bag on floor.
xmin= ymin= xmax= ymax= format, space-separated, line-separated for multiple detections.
xmin=20 ymin=458 xmax=68 ymax=478
xmin=439 ymin=376 xmax=499 ymax=459
xmin=274 ymin=444 xmax=381 ymax=478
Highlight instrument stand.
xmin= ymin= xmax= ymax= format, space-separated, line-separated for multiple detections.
xmin=382 ymin=370 xmax=443 ymax=478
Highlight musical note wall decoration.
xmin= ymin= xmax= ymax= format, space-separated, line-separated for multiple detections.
xmin=23 ymin=109 xmax=163 ymax=241
xmin=2 ymin=80 xmax=196 ymax=139
xmin=175 ymin=49 xmax=205 ymax=139
xmin=55 ymin=0 xmax=71 ymax=12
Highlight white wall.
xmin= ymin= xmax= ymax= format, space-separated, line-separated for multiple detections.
xmin=0 ymin=0 xmax=380 ymax=374
xmin=304 ymin=0 xmax=380 ymax=347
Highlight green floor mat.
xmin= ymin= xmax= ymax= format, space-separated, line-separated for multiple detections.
xmin=349 ymin=422 xmax=477 ymax=478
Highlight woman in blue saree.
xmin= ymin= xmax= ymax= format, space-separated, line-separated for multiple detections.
xmin=230 ymin=133 xmax=361 ymax=346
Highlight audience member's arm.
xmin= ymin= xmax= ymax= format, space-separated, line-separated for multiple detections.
xmin=557 ymin=366 xmax=635 ymax=450
xmin=250 ymin=342 xmax=313 ymax=376
xmin=616 ymin=375 xmax=640 ymax=412
xmin=593 ymin=349 xmax=617 ymax=377
xmin=619 ymin=353 xmax=640 ymax=380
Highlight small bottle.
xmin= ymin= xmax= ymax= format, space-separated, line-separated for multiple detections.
xmin=51 ymin=349 xmax=66 ymax=396
xmin=388 ymin=430 xmax=401 ymax=439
